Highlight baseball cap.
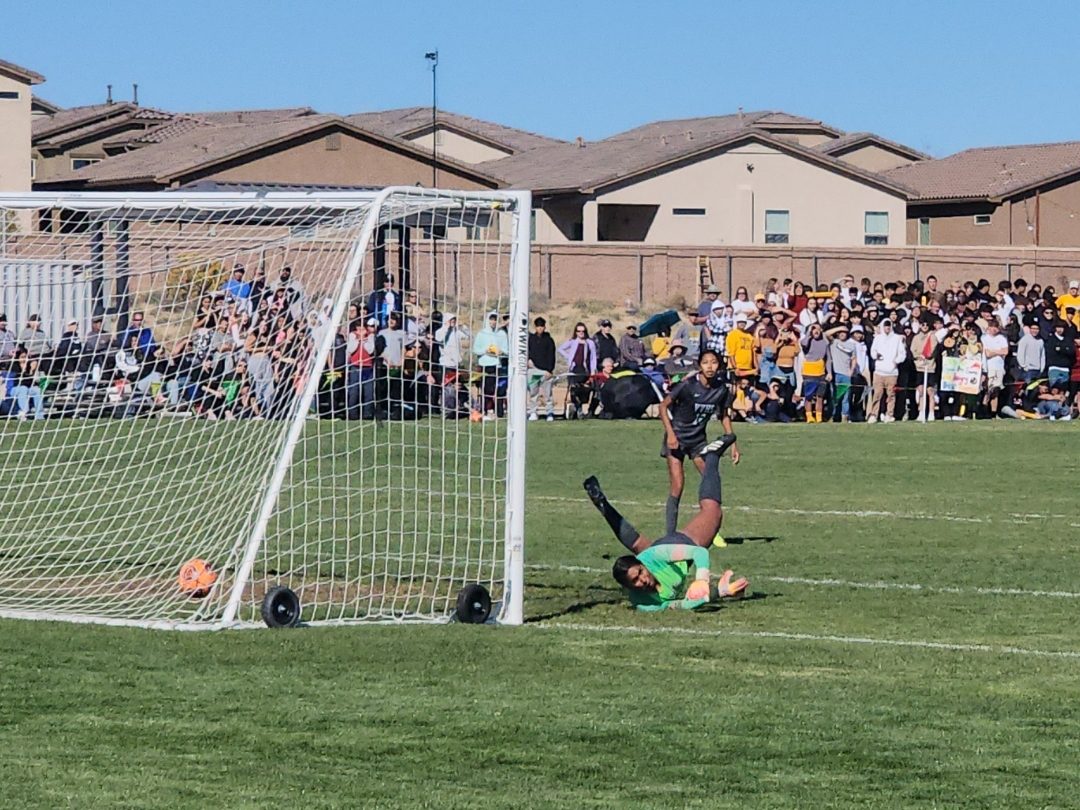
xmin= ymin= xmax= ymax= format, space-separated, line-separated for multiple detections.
xmin=366 ymin=317 xmax=377 ymax=326
xmin=643 ymin=358 xmax=656 ymax=366
xmin=754 ymin=293 xmax=766 ymax=302
xmin=850 ymin=324 xmax=864 ymax=334
xmin=704 ymin=284 xmax=721 ymax=294
xmin=1070 ymin=279 xmax=1080 ymax=289
xmin=487 ymin=310 xmax=499 ymax=319
xmin=598 ymin=318 xmax=612 ymax=327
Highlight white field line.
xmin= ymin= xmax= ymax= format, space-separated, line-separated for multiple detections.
xmin=526 ymin=563 xmax=1080 ymax=600
xmin=541 ymin=622 xmax=1080 ymax=660
xmin=532 ymin=494 xmax=1078 ymax=527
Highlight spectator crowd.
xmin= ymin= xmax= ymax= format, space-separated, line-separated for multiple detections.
xmin=0 ymin=263 xmax=516 ymax=423
xmin=527 ymin=274 xmax=1080 ymax=423
xmin=4 ymin=266 xmax=1080 ymax=425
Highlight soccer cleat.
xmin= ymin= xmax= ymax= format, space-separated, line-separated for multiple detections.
xmin=697 ymin=433 xmax=737 ymax=458
xmin=582 ymin=476 xmax=607 ymax=509
xmin=711 ymin=532 xmax=727 ymax=548
xmin=716 ymin=569 xmax=749 ymax=599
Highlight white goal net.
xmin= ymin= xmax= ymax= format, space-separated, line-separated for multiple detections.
xmin=0 ymin=187 xmax=528 ymax=629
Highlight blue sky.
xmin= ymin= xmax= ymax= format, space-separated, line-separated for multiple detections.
xmin=5 ymin=0 xmax=1079 ymax=156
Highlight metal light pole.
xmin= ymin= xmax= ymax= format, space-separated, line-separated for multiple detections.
xmin=424 ymin=50 xmax=439 ymax=188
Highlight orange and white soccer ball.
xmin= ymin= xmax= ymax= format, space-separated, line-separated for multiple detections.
xmin=178 ymin=558 xmax=218 ymax=598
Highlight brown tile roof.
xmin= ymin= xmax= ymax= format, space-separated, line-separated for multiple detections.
xmin=0 ymin=58 xmax=45 ymax=84
xmin=346 ymin=107 xmax=564 ymax=153
xmin=35 ymin=107 xmax=175 ymax=148
xmin=601 ymin=110 xmax=840 ymax=143
xmin=481 ymin=127 xmax=909 ymax=196
xmin=30 ymin=95 xmax=63 ymax=114
xmin=32 ymin=103 xmax=137 ymax=140
xmin=181 ymin=107 xmax=315 ymax=125
xmin=38 ymin=115 xmax=501 ymax=188
xmin=41 ymin=115 xmax=342 ymax=185
xmin=98 ymin=108 xmax=312 ymax=151
xmin=116 ymin=115 xmax=215 ymax=146
xmin=815 ymin=131 xmax=929 ymax=161
xmin=884 ymin=141 xmax=1080 ymax=201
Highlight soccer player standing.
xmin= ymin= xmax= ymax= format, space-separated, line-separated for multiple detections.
xmin=658 ymin=349 xmax=740 ymax=539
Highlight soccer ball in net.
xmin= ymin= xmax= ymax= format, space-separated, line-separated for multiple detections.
xmin=178 ymin=558 xmax=218 ymax=599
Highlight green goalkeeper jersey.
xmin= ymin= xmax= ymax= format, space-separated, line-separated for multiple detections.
xmin=629 ymin=542 xmax=710 ymax=611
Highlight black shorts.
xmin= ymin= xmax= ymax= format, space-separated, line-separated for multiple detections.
xmin=652 ymin=531 xmax=696 ymax=546
xmin=659 ymin=433 xmax=707 ymax=461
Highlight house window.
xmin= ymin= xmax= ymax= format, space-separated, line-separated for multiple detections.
xmin=918 ymin=217 xmax=931 ymax=245
xmin=673 ymin=207 xmax=706 ymax=216
xmin=973 ymin=214 xmax=991 ymax=225
xmin=529 ymin=210 xmax=536 ymax=241
xmin=764 ymin=210 xmax=789 ymax=244
xmin=30 ymin=158 xmax=36 ymax=180
xmin=864 ymin=211 xmax=889 ymax=245
xmin=0 ymin=91 xmax=19 ymax=100
xmin=71 ymin=158 xmax=102 ymax=171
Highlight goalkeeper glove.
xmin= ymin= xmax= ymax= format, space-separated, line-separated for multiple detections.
xmin=686 ymin=579 xmax=710 ymax=601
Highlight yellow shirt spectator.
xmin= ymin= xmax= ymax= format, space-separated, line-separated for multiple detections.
xmin=1056 ymin=284 xmax=1080 ymax=324
xmin=725 ymin=324 xmax=756 ymax=375
xmin=650 ymin=335 xmax=671 ymax=361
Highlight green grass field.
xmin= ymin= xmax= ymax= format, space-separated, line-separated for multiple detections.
xmin=2 ymin=420 xmax=1079 ymax=808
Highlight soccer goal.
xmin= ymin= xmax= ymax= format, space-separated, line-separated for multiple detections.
xmin=0 ymin=187 xmax=529 ymax=629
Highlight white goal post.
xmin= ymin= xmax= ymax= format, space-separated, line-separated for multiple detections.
xmin=0 ymin=187 xmax=529 ymax=629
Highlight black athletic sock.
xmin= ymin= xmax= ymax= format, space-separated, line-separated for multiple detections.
xmin=699 ymin=452 xmax=722 ymax=505
xmin=583 ymin=476 xmax=640 ymax=550
xmin=665 ymin=494 xmax=680 ymax=535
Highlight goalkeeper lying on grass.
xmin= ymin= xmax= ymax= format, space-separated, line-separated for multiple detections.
xmin=583 ymin=436 xmax=748 ymax=611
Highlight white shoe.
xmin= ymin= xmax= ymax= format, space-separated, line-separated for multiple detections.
xmin=528 ymin=413 xmax=538 ymax=422
xmin=882 ymin=415 xmax=895 ymax=423
xmin=916 ymin=416 xmax=926 ymax=423
xmin=483 ymin=412 xmax=496 ymax=422
xmin=867 ymin=415 xmax=878 ymax=423
xmin=1061 ymin=414 xmax=1073 ymax=421
xmin=928 ymin=412 xmax=936 ymax=421
xmin=546 ymin=414 xmax=554 ymax=422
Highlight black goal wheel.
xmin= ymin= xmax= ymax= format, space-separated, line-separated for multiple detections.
xmin=261 ymin=585 xmax=302 ymax=628
xmin=455 ymin=584 xmax=492 ymax=624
